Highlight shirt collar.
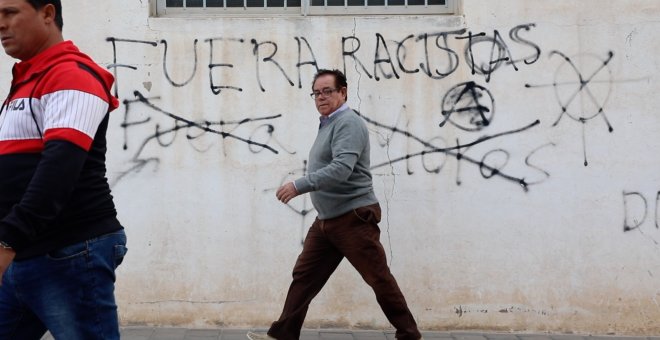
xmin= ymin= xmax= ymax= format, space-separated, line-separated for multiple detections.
xmin=328 ymin=103 xmax=349 ymax=118
xmin=319 ymin=103 xmax=349 ymax=128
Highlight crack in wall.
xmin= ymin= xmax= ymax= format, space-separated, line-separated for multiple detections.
xmin=352 ymin=18 xmax=395 ymax=266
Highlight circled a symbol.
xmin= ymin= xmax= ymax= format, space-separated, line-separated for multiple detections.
xmin=440 ymin=81 xmax=495 ymax=132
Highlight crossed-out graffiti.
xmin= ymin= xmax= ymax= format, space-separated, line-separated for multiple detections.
xmin=114 ymin=90 xmax=290 ymax=185
xmin=108 ymin=23 xmax=542 ymax=180
xmin=106 ymin=23 xmax=624 ymax=228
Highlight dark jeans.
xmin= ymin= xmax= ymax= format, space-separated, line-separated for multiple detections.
xmin=268 ymin=204 xmax=421 ymax=340
xmin=0 ymin=230 xmax=128 ymax=340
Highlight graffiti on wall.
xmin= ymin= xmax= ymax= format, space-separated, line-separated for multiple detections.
xmin=342 ymin=24 xmax=541 ymax=83
xmin=105 ymin=23 xmax=633 ymax=230
xmin=526 ymin=51 xmax=615 ymax=166
xmin=106 ymin=23 xmax=550 ymax=186
xmin=264 ymin=160 xmax=314 ymax=245
xmin=107 ymin=24 xmax=541 ymax=95
xmin=454 ymin=305 xmax=550 ymax=318
xmin=623 ymin=191 xmax=660 ymax=245
xmin=115 ymin=90 xmax=286 ymax=184
xmin=362 ymin=109 xmax=542 ymax=190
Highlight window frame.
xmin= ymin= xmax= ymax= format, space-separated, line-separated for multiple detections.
xmin=153 ymin=0 xmax=456 ymax=16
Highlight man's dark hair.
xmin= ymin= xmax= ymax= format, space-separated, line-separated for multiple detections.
xmin=313 ymin=69 xmax=348 ymax=100
xmin=26 ymin=0 xmax=63 ymax=30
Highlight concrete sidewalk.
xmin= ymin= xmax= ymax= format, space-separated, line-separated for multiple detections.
xmin=105 ymin=328 xmax=658 ymax=340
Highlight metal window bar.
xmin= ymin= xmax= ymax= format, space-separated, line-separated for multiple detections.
xmin=159 ymin=0 xmax=453 ymax=15
xmin=165 ymin=0 xmax=287 ymax=9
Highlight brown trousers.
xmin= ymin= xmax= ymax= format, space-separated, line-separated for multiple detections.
xmin=268 ymin=203 xmax=421 ymax=340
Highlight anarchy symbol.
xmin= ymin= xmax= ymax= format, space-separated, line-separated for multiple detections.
xmin=440 ymin=81 xmax=495 ymax=132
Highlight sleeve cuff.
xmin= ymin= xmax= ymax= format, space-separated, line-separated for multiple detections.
xmin=294 ymin=177 xmax=314 ymax=194
xmin=0 ymin=221 xmax=29 ymax=252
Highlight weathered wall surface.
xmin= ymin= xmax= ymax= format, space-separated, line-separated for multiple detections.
xmin=1 ymin=0 xmax=658 ymax=335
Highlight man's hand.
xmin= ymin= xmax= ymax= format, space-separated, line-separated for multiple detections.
xmin=276 ymin=182 xmax=299 ymax=204
xmin=0 ymin=247 xmax=16 ymax=286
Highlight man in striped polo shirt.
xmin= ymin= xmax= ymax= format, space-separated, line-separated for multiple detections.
xmin=0 ymin=0 xmax=127 ymax=338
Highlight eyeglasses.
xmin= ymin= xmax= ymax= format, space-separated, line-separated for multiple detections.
xmin=310 ymin=88 xmax=339 ymax=99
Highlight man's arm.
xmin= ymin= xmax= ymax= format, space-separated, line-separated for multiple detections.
xmin=0 ymin=66 xmax=113 ymax=257
xmin=0 ymin=140 xmax=90 ymax=252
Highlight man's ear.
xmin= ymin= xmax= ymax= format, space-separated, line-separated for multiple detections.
xmin=41 ymin=4 xmax=57 ymax=26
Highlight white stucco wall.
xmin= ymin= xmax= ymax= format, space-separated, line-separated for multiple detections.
xmin=1 ymin=0 xmax=659 ymax=335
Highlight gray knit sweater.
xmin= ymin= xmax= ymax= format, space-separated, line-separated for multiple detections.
xmin=294 ymin=108 xmax=378 ymax=219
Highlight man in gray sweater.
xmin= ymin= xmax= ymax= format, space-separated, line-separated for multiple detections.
xmin=248 ymin=70 xmax=421 ymax=340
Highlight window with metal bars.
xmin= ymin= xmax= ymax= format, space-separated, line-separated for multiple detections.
xmin=156 ymin=0 xmax=455 ymax=16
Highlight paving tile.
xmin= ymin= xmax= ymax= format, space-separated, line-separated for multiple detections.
xmin=188 ymin=329 xmax=221 ymax=336
xmin=152 ymin=328 xmax=188 ymax=340
xmin=121 ymin=328 xmax=156 ymax=340
xmin=517 ymin=335 xmax=553 ymax=340
xmin=186 ymin=328 xmax=222 ymax=339
xmin=223 ymin=329 xmax=254 ymax=340
xmin=484 ymin=334 xmax=520 ymax=339
xmin=450 ymin=333 xmax=489 ymax=340
xmin=301 ymin=330 xmax=322 ymax=340
xmin=351 ymin=330 xmax=387 ymax=340
xmin=547 ymin=335 xmax=587 ymax=340
xmin=319 ymin=330 xmax=355 ymax=340
xmin=300 ymin=334 xmax=320 ymax=340
xmin=420 ymin=331 xmax=454 ymax=340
